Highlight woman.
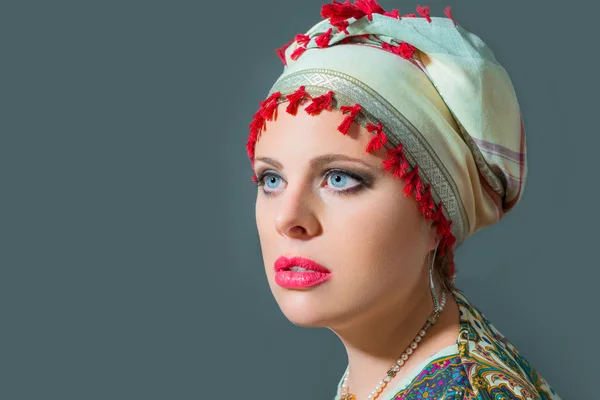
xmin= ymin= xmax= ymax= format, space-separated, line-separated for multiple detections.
xmin=246 ymin=2 xmax=561 ymax=399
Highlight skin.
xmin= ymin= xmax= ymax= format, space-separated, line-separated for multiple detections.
xmin=253 ymin=101 xmax=460 ymax=399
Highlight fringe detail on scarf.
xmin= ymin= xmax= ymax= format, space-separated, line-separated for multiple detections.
xmin=285 ymin=86 xmax=310 ymax=116
xmin=321 ymin=0 xmax=364 ymax=20
xmin=444 ymin=6 xmax=458 ymax=26
xmin=384 ymin=9 xmax=400 ymax=19
xmin=275 ymin=39 xmax=294 ymax=66
xmin=291 ymin=46 xmax=307 ymax=60
xmin=382 ymin=42 xmax=417 ymax=60
xmin=338 ymin=104 xmax=362 ymax=134
xmin=316 ymin=28 xmax=333 ymax=48
xmin=295 ymin=34 xmax=311 ymax=47
xmin=355 ymin=0 xmax=386 ymax=21
xmin=416 ymin=5 xmax=432 ymax=22
xmin=365 ymin=122 xmax=388 ymax=152
xmin=305 ymin=91 xmax=335 ymax=115
xmin=259 ymin=92 xmax=281 ymax=121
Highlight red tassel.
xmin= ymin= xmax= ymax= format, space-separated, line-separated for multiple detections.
xmin=355 ymin=0 xmax=386 ymax=21
xmin=365 ymin=122 xmax=388 ymax=153
xmin=295 ymin=34 xmax=311 ymax=47
xmin=275 ymin=39 xmax=294 ymax=66
xmin=291 ymin=46 xmax=307 ymax=60
xmin=331 ymin=17 xmax=350 ymax=34
xmin=285 ymin=86 xmax=310 ymax=116
xmin=399 ymin=42 xmax=417 ymax=59
xmin=384 ymin=9 xmax=400 ymax=19
xmin=316 ymin=28 xmax=333 ymax=48
xmin=403 ymin=165 xmax=421 ymax=196
xmin=305 ymin=91 xmax=335 ymax=115
xmin=382 ymin=42 xmax=417 ymax=60
xmin=416 ymin=5 xmax=432 ymax=22
xmin=383 ymin=144 xmax=410 ymax=179
xmin=417 ymin=185 xmax=436 ymax=219
xmin=321 ymin=0 xmax=365 ymax=20
xmin=403 ymin=13 xmax=416 ymax=18
xmin=444 ymin=6 xmax=458 ymax=26
xmin=260 ymin=92 xmax=282 ymax=121
xmin=251 ymin=174 xmax=258 ymax=184
xmin=338 ymin=104 xmax=361 ymax=134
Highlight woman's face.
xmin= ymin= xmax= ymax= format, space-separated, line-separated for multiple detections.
xmin=253 ymin=102 xmax=437 ymax=329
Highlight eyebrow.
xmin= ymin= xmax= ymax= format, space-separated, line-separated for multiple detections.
xmin=254 ymin=154 xmax=378 ymax=171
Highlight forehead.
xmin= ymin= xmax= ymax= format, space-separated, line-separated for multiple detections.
xmin=253 ymin=103 xmax=382 ymax=166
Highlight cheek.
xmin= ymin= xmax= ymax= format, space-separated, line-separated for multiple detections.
xmin=330 ymin=188 xmax=426 ymax=276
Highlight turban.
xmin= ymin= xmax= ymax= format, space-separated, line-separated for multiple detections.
xmin=247 ymin=3 xmax=526 ymax=279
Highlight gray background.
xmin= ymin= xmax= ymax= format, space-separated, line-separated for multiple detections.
xmin=2 ymin=0 xmax=597 ymax=398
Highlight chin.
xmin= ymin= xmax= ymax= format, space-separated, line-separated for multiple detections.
xmin=274 ymin=289 xmax=334 ymax=328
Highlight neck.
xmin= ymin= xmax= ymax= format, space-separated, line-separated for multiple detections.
xmin=330 ymin=270 xmax=460 ymax=400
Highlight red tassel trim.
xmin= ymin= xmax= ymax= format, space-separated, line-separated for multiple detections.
xmin=416 ymin=5 xmax=432 ymax=22
xmin=285 ymin=86 xmax=310 ymax=116
xmin=380 ymin=144 xmax=457 ymax=266
xmin=259 ymin=92 xmax=281 ymax=121
xmin=355 ymin=0 xmax=386 ymax=21
xmin=330 ymin=17 xmax=350 ymax=34
xmin=338 ymin=104 xmax=362 ymax=134
xmin=402 ymin=165 xmax=421 ymax=196
xmin=384 ymin=9 xmax=400 ymax=19
xmin=403 ymin=13 xmax=416 ymax=18
xmin=275 ymin=39 xmax=294 ymax=66
xmin=444 ymin=6 xmax=458 ymax=26
xmin=382 ymin=42 xmax=417 ymax=60
xmin=295 ymin=34 xmax=311 ymax=47
xmin=251 ymin=174 xmax=258 ymax=184
xmin=291 ymin=46 xmax=307 ymax=60
xmin=316 ymin=28 xmax=333 ymax=48
xmin=417 ymin=185 xmax=436 ymax=220
xmin=321 ymin=0 xmax=365 ymax=20
xmin=383 ymin=144 xmax=410 ymax=179
xmin=305 ymin=91 xmax=335 ymax=115
xmin=365 ymin=122 xmax=388 ymax=152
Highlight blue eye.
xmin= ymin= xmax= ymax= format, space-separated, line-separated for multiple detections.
xmin=326 ymin=171 xmax=361 ymax=191
xmin=264 ymin=174 xmax=282 ymax=189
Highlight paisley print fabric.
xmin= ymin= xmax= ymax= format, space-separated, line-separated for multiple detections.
xmin=334 ymin=289 xmax=561 ymax=399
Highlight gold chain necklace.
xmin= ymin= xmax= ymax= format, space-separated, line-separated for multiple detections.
xmin=338 ymin=291 xmax=447 ymax=400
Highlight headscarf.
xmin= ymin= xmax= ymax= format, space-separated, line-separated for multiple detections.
xmin=247 ymin=2 xmax=527 ymax=279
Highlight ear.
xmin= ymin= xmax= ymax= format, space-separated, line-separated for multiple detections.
xmin=426 ymin=220 xmax=442 ymax=253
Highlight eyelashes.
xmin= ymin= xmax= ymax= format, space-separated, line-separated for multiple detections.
xmin=256 ymin=169 xmax=370 ymax=196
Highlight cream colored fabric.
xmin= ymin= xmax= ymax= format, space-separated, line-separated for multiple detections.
xmin=268 ymin=14 xmax=526 ymax=248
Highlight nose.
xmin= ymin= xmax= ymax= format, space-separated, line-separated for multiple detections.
xmin=274 ymin=184 xmax=322 ymax=240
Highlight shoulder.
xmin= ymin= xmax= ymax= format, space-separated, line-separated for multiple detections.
xmin=452 ymin=289 xmax=562 ymax=400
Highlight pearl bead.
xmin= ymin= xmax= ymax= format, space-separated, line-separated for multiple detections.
xmin=406 ymin=348 xmax=413 ymax=355
xmin=392 ymin=365 xmax=400 ymax=371
xmin=415 ymin=335 xmax=422 ymax=343
xmin=401 ymin=353 xmax=408 ymax=360
xmin=377 ymin=387 xmax=383 ymax=393
xmin=420 ymin=329 xmax=426 ymax=337
xmin=368 ymin=396 xmax=373 ymax=400
xmin=384 ymin=376 xmax=391 ymax=383
xmin=411 ymin=341 xmax=418 ymax=349
xmin=375 ymin=385 xmax=381 ymax=391
xmin=397 ymin=359 xmax=405 ymax=366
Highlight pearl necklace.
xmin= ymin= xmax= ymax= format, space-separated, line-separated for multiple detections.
xmin=338 ymin=291 xmax=447 ymax=400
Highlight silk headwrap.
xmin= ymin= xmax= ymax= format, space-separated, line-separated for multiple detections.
xmin=246 ymin=2 xmax=527 ymax=280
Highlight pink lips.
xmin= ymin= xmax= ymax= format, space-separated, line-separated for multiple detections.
xmin=274 ymin=256 xmax=332 ymax=289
